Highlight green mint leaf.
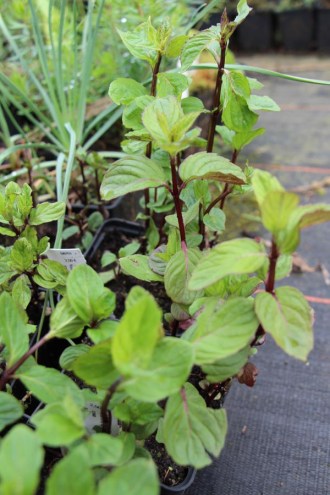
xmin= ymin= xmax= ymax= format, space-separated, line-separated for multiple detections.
xmin=255 ymin=287 xmax=314 ymax=361
xmin=29 ymin=201 xmax=65 ymax=225
xmin=0 ymin=292 xmax=29 ymax=366
xmin=189 ymin=238 xmax=267 ymax=290
xmin=179 ymin=151 xmax=246 ymax=185
xmin=183 ymin=297 xmax=259 ymax=364
xmin=119 ymin=255 xmax=163 ymax=282
xmin=66 ymin=264 xmax=116 ymax=325
xmin=163 ymin=383 xmax=227 ymax=468
xmin=101 ymin=155 xmax=166 ymax=201
xmin=0 ymin=425 xmax=44 ymax=495
xmin=109 ymin=78 xmax=148 ymax=105
xmin=122 ymin=338 xmax=194 ymax=402
xmin=112 ymin=288 xmax=162 ymax=376
xmin=0 ymin=393 xmax=24 ymax=432
xmin=98 ymin=459 xmax=159 ymax=495
xmin=164 ymin=248 xmax=203 ymax=305
xmin=202 ymin=346 xmax=252 ymax=382
xmin=72 ymin=341 xmax=119 ymax=389
xmin=17 ymin=365 xmax=83 ymax=405
xmin=46 ymin=449 xmax=95 ymax=495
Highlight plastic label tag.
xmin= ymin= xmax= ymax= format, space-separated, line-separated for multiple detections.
xmin=46 ymin=248 xmax=86 ymax=271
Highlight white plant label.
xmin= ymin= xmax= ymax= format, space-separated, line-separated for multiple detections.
xmin=46 ymin=248 xmax=87 ymax=271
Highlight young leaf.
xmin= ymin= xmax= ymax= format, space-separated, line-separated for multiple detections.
xmin=62 ymin=225 xmax=80 ymax=240
xmin=17 ymin=183 xmax=33 ymax=220
xmin=289 ymin=203 xmax=330 ymax=230
xmin=0 ymin=292 xmax=29 ymax=366
xmin=202 ymin=346 xmax=252 ymax=383
xmin=66 ymin=264 xmax=116 ymax=325
xmin=122 ymin=95 xmax=155 ymax=131
xmin=109 ymin=78 xmax=148 ymax=105
xmin=118 ymin=241 xmax=140 ymax=258
xmin=179 ymin=152 xmax=246 ymax=185
xmin=0 ymin=226 xmax=16 ymax=237
xmin=142 ymin=96 xmax=201 ymax=154
xmin=164 ymin=248 xmax=203 ymax=305
xmin=232 ymin=128 xmax=265 ymax=151
xmin=252 ymin=169 xmax=284 ymax=207
xmin=157 ymin=73 xmax=189 ymax=98
xmin=17 ymin=365 xmax=83 ymax=405
xmin=0 ymin=425 xmax=44 ymax=495
xmin=101 ymin=251 xmax=117 ymax=267
xmin=98 ymin=459 xmax=159 ymax=495
xmin=114 ymin=399 xmax=163 ymax=426
xmin=46 ymin=449 xmax=95 ymax=495
xmin=32 ymin=396 xmax=86 ymax=447
xmin=142 ymin=96 xmax=181 ymax=143
xmin=73 ymin=433 xmax=132 ymax=468
xmin=166 ymin=34 xmax=188 ymax=57
xmin=100 ymin=155 xmax=166 ymax=201
xmin=165 ymin=201 xmax=200 ymax=229
xmin=12 ymin=275 xmax=31 ymax=309
xmin=255 ymin=287 xmax=314 ymax=361
xmin=33 ymin=259 xmax=68 ymax=291
xmin=87 ymin=319 xmax=119 ymax=344
xmin=49 ymin=297 xmax=85 ymax=339
xmin=59 ymin=344 xmax=90 ymax=371
xmin=261 ymin=191 xmax=299 ymax=234
xmin=216 ymin=125 xmax=235 ymax=146
xmin=225 ymin=71 xmax=251 ymax=100
xmin=181 ymin=96 xmax=205 ymax=114
xmin=112 ymin=288 xmax=162 ymax=376
xmin=247 ymin=95 xmax=280 ymax=112
xmin=72 ymin=341 xmax=119 ymax=389
xmin=119 ymin=255 xmax=163 ymax=282
xmin=163 ymin=383 xmax=227 ymax=468
xmin=181 ymin=29 xmax=216 ymax=72
xmin=189 ymin=239 xmax=267 ymax=290
xmin=183 ymin=298 xmax=259 ymax=364
xmin=0 ymin=392 xmax=24 ymax=432
xmin=203 ymin=208 xmax=226 ymax=233
xmin=29 ymin=201 xmax=65 ymax=225
xmin=234 ymin=0 xmax=252 ymax=25
xmin=118 ymin=22 xmax=158 ymax=67
xmin=222 ymin=93 xmax=258 ymax=132
xmin=10 ymin=238 xmax=34 ymax=272
xmin=123 ymin=337 xmax=194 ymax=402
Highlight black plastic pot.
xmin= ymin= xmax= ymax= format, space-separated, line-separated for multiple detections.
xmin=277 ymin=9 xmax=315 ymax=52
xmin=316 ymin=9 xmax=330 ymax=52
xmin=70 ymin=197 xmax=122 ymax=215
xmin=236 ymin=11 xmax=274 ymax=52
xmin=160 ymin=467 xmax=197 ymax=495
xmin=85 ymin=218 xmax=144 ymax=263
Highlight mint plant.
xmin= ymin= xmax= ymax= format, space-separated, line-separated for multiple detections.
xmin=99 ymin=0 xmax=330 ymax=408
xmin=1 ymin=1 xmax=330 ymax=493
xmin=0 ymin=264 xmax=228 ymax=493
xmin=0 ymin=181 xmax=67 ymax=310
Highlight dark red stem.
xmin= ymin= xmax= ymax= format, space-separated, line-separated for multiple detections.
xmin=0 ymin=334 xmax=50 ymax=391
xmin=252 ymin=239 xmax=279 ymax=346
xmin=206 ymin=38 xmax=227 ymax=153
xmin=170 ymin=156 xmax=186 ymax=245
xmin=265 ymin=239 xmax=279 ymax=294
xmin=144 ymin=53 xmax=162 ymax=225
xmin=101 ymin=378 xmax=122 ymax=434
xmin=203 ymin=150 xmax=239 ymax=216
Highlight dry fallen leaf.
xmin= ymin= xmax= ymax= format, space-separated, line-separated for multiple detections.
xmin=320 ymin=264 xmax=330 ymax=286
xmin=292 ymin=253 xmax=319 ymax=274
